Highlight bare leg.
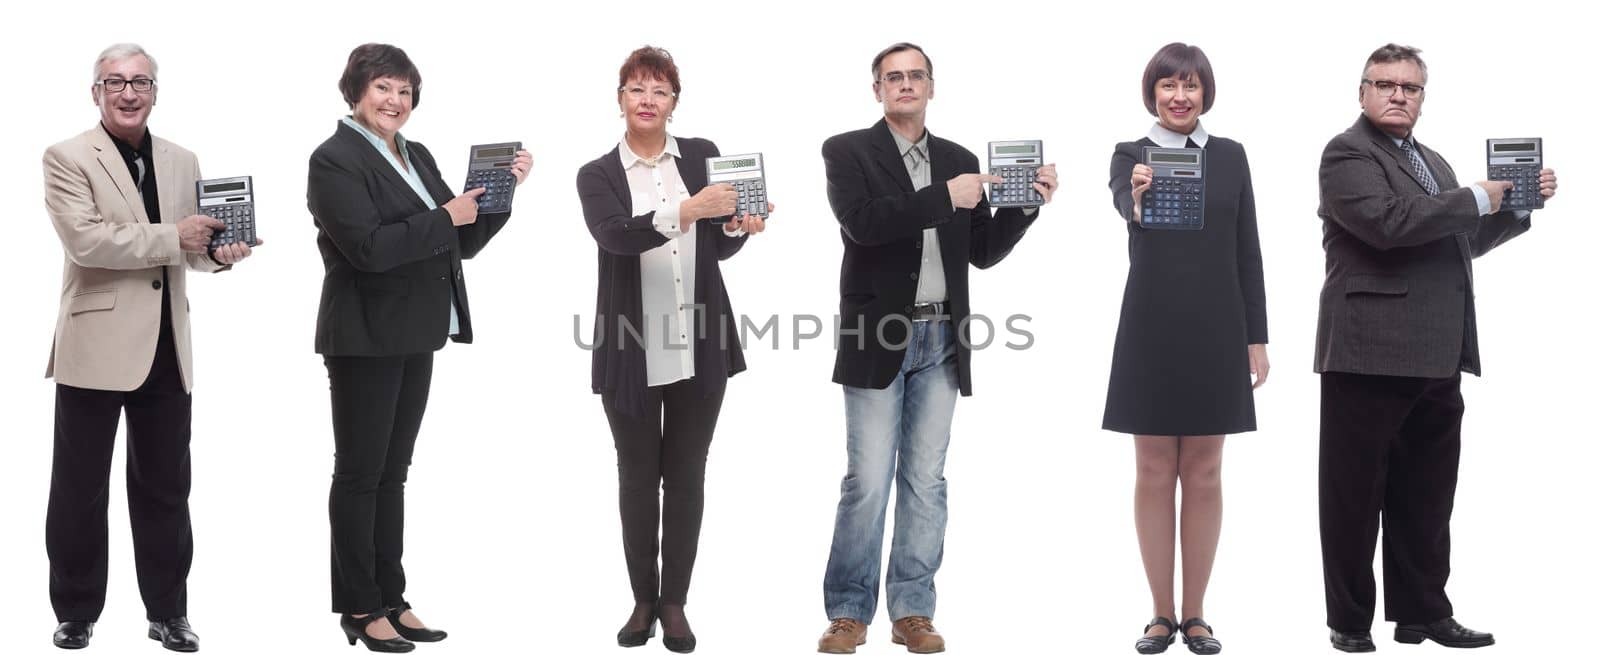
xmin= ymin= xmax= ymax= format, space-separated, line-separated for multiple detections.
xmin=1134 ymin=436 xmax=1180 ymax=637
xmin=1178 ymin=435 xmax=1226 ymax=637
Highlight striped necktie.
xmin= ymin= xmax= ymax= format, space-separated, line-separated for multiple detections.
xmin=1398 ymin=139 xmax=1439 ymax=195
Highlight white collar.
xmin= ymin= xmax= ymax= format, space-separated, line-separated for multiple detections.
xmin=619 ymin=134 xmax=681 ymax=168
xmin=1148 ymin=121 xmax=1209 ymax=149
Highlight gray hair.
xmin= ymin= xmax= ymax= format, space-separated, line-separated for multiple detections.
xmin=1362 ymin=43 xmax=1427 ymax=84
xmin=93 ymin=43 xmax=158 ymax=83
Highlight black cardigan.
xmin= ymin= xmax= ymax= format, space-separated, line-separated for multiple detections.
xmin=576 ymin=136 xmax=748 ymax=417
xmin=308 ymin=121 xmax=510 ymax=356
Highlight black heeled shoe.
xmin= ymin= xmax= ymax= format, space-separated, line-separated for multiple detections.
xmin=1179 ymin=618 xmax=1221 ymax=654
xmin=1135 ymin=617 xmax=1178 ymax=653
xmin=616 ymin=606 xmax=657 ymax=648
xmin=340 ymin=613 xmax=415 ymax=653
xmin=388 ymin=607 xmax=447 ymax=643
xmin=658 ymin=604 xmax=695 ymax=654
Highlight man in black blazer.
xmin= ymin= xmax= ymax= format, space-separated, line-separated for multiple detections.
xmin=1316 ymin=44 xmax=1558 ymax=653
xmin=816 ymin=43 xmax=1057 ymax=654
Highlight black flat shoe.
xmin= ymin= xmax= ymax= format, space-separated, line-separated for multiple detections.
xmin=1330 ymin=629 xmax=1376 ymax=653
xmin=1394 ymin=617 xmax=1494 ymax=648
xmin=340 ymin=613 xmax=415 ymax=653
xmin=1180 ymin=618 xmax=1221 ymax=654
xmin=663 ymin=633 xmax=697 ymax=654
xmin=387 ymin=607 xmax=447 ymax=643
xmin=148 ymin=617 xmax=200 ymax=652
xmin=616 ymin=607 xmax=656 ymax=648
xmin=1135 ymin=617 xmax=1177 ymax=654
xmin=52 ymin=621 xmax=93 ymax=650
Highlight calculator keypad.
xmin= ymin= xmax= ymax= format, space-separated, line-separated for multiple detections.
xmin=990 ymin=165 xmax=1042 ymax=207
xmin=729 ymin=178 xmax=768 ymax=219
xmin=1489 ymin=165 xmax=1544 ymax=211
xmin=466 ymin=169 xmax=517 ymax=213
xmin=1142 ymin=178 xmax=1204 ymax=228
xmin=205 ymin=204 xmax=254 ymax=248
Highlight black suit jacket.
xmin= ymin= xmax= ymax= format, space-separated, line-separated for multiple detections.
xmin=823 ymin=118 xmax=1038 ymax=394
xmin=309 ymin=121 xmax=510 ymax=356
xmin=576 ymin=136 xmax=748 ymax=417
xmin=1314 ymin=116 xmax=1530 ymax=378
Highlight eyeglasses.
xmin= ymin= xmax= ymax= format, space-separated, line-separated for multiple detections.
xmin=1362 ymin=78 xmax=1424 ymax=99
xmin=97 ymin=78 xmax=156 ymax=94
xmin=621 ymin=86 xmax=675 ymax=101
xmin=878 ymin=69 xmax=931 ymax=86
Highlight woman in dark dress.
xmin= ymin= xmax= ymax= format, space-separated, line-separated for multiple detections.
xmin=1104 ymin=43 xmax=1269 ymax=655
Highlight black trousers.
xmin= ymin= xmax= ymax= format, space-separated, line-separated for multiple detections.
xmin=325 ymin=353 xmax=433 ymax=614
xmin=47 ymin=309 xmax=192 ymax=622
xmin=601 ymin=380 xmax=724 ymax=606
xmin=1320 ymin=371 xmax=1464 ymax=631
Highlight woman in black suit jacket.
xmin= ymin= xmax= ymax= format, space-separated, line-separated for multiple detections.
xmin=576 ymin=46 xmax=769 ymax=654
xmin=1106 ymin=43 xmax=1269 ymax=655
xmin=307 ymin=43 xmax=530 ymax=653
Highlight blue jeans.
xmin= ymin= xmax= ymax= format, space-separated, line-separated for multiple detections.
xmin=824 ymin=319 xmax=960 ymax=624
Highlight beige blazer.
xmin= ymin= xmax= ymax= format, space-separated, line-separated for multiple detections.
xmin=43 ymin=126 xmax=226 ymax=393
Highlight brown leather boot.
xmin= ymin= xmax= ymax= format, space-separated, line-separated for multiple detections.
xmin=818 ymin=618 xmax=868 ymax=654
xmin=891 ymin=616 xmax=944 ymax=654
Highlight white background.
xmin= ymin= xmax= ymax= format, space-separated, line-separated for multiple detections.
xmin=1 ymin=1 xmax=1595 ymax=653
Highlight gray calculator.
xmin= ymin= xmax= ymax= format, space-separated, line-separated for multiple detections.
xmin=464 ymin=142 xmax=521 ymax=214
xmin=704 ymin=153 xmax=768 ymax=225
xmin=196 ymin=176 xmax=255 ymax=248
xmin=1486 ymin=138 xmax=1544 ymax=211
xmin=1141 ymin=147 xmax=1204 ymax=230
xmin=987 ymin=140 xmax=1044 ymax=207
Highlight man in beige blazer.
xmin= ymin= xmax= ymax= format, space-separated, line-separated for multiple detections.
xmin=43 ymin=43 xmax=259 ymax=653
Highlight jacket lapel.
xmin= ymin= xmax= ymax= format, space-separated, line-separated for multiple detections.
xmin=1357 ymin=117 xmax=1430 ymax=193
xmin=336 ymin=122 xmax=433 ymax=213
xmin=86 ymin=128 xmax=149 ymax=223
xmin=870 ymin=119 xmax=916 ymax=193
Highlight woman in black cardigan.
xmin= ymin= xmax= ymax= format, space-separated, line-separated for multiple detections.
xmin=576 ymin=46 xmax=769 ymax=654
xmin=307 ymin=43 xmax=530 ymax=653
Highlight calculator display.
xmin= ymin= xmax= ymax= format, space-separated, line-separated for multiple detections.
xmin=204 ymin=181 xmax=246 ymax=193
xmin=1150 ymin=152 xmax=1199 ymax=164
xmin=714 ymin=158 xmax=757 ymax=171
xmin=1492 ymin=143 xmax=1535 ymax=153
xmin=475 ymin=146 xmax=515 ymax=158
xmin=995 ymin=145 xmax=1036 ymax=154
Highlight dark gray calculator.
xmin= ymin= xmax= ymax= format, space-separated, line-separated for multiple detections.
xmin=1141 ymin=147 xmax=1204 ymax=230
xmin=196 ymin=176 xmax=255 ymax=248
xmin=704 ymin=153 xmax=768 ymax=225
xmin=464 ymin=142 xmax=521 ymax=214
xmin=1487 ymin=138 xmax=1544 ymax=211
xmin=987 ymin=140 xmax=1044 ymax=207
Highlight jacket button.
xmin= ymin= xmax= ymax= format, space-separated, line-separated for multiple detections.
xmin=904 ymin=305 xmax=913 ymax=312
xmin=915 ymin=240 xmax=922 ymax=249
xmin=151 ymin=280 xmax=162 ymax=290
xmin=910 ymin=272 xmax=918 ymax=280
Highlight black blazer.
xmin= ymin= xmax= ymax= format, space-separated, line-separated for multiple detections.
xmin=1315 ymin=116 xmax=1530 ymax=378
xmin=576 ymin=136 xmax=748 ymax=417
xmin=823 ymin=118 xmax=1038 ymax=394
xmin=309 ymin=121 xmax=510 ymax=356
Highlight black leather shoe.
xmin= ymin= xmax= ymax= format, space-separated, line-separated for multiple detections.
xmin=659 ymin=604 xmax=696 ymax=654
xmin=1394 ymin=617 xmax=1493 ymax=648
xmin=53 ymin=621 xmax=93 ymax=650
xmin=340 ymin=613 xmax=415 ymax=653
xmin=387 ymin=608 xmax=447 ymax=643
xmin=148 ymin=617 xmax=200 ymax=652
xmin=1330 ymin=629 xmax=1376 ymax=653
xmin=616 ymin=605 xmax=657 ymax=648
xmin=1135 ymin=617 xmax=1177 ymax=653
xmin=1180 ymin=618 xmax=1221 ymax=654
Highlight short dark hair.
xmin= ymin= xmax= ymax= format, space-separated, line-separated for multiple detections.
xmin=339 ymin=43 xmax=422 ymax=109
xmin=871 ymin=42 xmax=932 ymax=80
xmin=618 ymin=46 xmax=681 ymax=100
xmin=1142 ymin=42 xmax=1215 ymax=117
xmin=1363 ymin=43 xmax=1427 ymax=83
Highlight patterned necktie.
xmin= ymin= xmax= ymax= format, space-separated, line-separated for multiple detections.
xmin=1398 ymin=139 xmax=1439 ymax=195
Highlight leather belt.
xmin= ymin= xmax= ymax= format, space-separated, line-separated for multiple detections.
xmin=910 ymin=302 xmax=947 ymax=322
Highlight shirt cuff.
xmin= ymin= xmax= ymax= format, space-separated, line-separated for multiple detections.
xmin=722 ymin=224 xmax=747 ymax=237
xmin=1469 ymin=184 xmax=1491 ymax=216
xmin=1515 ymin=209 xmax=1531 ymax=221
xmin=652 ymin=203 xmax=683 ymax=238
xmin=1022 ymin=207 xmax=1038 ymax=216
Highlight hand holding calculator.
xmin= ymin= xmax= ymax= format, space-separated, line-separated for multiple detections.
xmin=987 ymin=140 xmax=1045 ymax=208
xmin=1141 ymin=147 xmax=1205 ymax=230
xmin=1486 ymin=138 xmax=1544 ymax=211
xmin=197 ymin=176 xmax=256 ymax=248
xmin=704 ymin=153 xmax=769 ymax=224
xmin=463 ymin=142 xmax=521 ymax=214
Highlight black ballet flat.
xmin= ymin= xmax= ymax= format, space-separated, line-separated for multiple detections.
xmin=1180 ymin=618 xmax=1221 ymax=654
xmin=387 ymin=607 xmax=447 ymax=643
xmin=340 ymin=612 xmax=415 ymax=653
xmin=616 ymin=608 xmax=656 ymax=648
xmin=1135 ymin=617 xmax=1178 ymax=653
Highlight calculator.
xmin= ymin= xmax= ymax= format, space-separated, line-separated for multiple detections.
xmin=196 ymin=176 xmax=255 ymax=248
xmin=463 ymin=142 xmax=521 ymax=214
xmin=987 ymin=140 xmax=1044 ymax=207
xmin=1486 ymin=138 xmax=1544 ymax=211
xmin=704 ymin=153 xmax=769 ymax=225
xmin=1141 ymin=147 xmax=1205 ymax=230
